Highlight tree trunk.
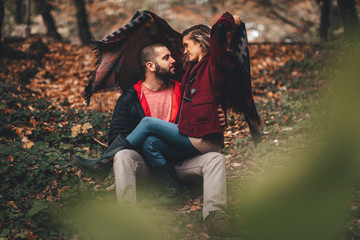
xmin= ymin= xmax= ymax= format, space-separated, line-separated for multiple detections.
xmin=15 ymin=0 xmax=25 ymax=24
xmin=337 ymin=0 xmax=360 ymax=38
xmin=25 ymin=0 xmax=30 ymax=37
xmin=73 ymin=0 xmax=93 ymax=45
xmin=319 ymin=0 xmax=331 ymax=41
xmin=34 ymin=0 xmax=62 ymax=40
xmin=0 ymin=0 xmax=4 ymax=56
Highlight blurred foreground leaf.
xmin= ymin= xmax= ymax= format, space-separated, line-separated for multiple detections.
xmin=236 ymin=41 xmax=360 ymax=240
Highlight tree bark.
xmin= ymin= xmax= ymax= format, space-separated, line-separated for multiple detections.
xmin=34 ymin=0 xmax=62 ymax=40
xmin=319 ymin=0 xmax=331 ymax=41
xmin=0 ymin=0 xmax=4 ymax=56
xmin=15 ymin=0 xmax=25 ymax=24
xmin=25 ymin=0 xmax=30 ymax=37
xmin=73 ymin=0 xmax=93 ymax=45
xmin=337 ymin=0 xmax=360 ymax=38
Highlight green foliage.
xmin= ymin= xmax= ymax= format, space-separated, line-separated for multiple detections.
xmin=0 ymin=81 xmax=111 ymax=239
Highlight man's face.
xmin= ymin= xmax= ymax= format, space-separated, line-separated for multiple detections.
xmin=153 ymin=47 xmax=176 ymax=81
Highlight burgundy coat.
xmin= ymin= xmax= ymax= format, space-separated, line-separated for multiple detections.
xmin=177 ymin=12 xmax=236 ymax=138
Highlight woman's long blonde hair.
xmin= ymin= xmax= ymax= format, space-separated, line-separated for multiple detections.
xmin=182 ymin=24 xmax=211 ymax=55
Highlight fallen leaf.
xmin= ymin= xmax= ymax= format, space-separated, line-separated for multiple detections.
xmin=82 ymin=122 xmax=93 ymax=132
xmin=30 ymin=117 xmax=37 ymax=128
xmin=190 ymin=205 xmax=201 ymax=211
xmin=8 ymin=201 xmax=18 ymax=209
xmin=193 ymin=198 xmax=201 ymax=205
xmin=199 ymin=232 xmax=210 ymax=239
xmin=71 ymin=124 xmax=82 ymax=137
xmin=178 ymin=205 xmax=191 ymax=211
xmin=22 ymin=137 xmax=34 ymax=149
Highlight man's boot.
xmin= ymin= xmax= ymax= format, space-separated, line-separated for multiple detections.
xmin=72 ymin=135 xmax=131 ymax=181
xmin=203 ymin=210 xmax=230 ymax=237
xmin=148 ymin=164 xmax=182 ymax=206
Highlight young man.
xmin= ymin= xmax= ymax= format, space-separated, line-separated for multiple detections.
xmin=74 ymin=43 xmax=228 ymax=235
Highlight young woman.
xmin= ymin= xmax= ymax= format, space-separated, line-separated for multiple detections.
xmin=126 ymin=13 xmax=242 ymax=162
xmin=127 ymin=13 xmax=242 ymax=203
xmin=74 ymin=12 xmax=242 ymax=204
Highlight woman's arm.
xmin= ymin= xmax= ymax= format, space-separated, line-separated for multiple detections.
xmin=210 ymin=12 xmax=237 ymax=69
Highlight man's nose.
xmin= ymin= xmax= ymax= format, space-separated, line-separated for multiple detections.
xmin=170 ymin=57 xmax=175 ymax=63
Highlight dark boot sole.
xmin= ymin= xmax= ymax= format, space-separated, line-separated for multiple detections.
xmin=72 ymin=155 xmax=106 ymax=181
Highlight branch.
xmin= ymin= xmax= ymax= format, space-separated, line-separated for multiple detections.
xmin=92 ymin=137 xmax=108 ymax=148
xmin=269 ymin=9 xmax=307 ymax=32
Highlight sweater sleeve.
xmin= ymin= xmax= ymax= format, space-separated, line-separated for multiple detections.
xmin=210 ymin=12 xmax=237 ymax=69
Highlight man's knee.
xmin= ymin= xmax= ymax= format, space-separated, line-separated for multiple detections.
xmin=203 ymin=152 xmax=226 ymax=167
xmin=176 ymin=152 xmax=225 ymax=179
xmin=114 ymin=149 xmax=143 ymax=167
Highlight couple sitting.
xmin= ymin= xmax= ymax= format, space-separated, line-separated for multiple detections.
xmin=73 ymin=12 xmax=258 ymax=236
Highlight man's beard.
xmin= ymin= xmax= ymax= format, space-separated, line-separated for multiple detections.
xmin=154 ymin=63 xmax=175 ymax=82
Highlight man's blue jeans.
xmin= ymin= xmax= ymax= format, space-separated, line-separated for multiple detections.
xmin=126 ymin=117 xmax=201 ymax=167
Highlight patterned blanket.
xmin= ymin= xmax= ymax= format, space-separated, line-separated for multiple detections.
xmin=82 ymin=10 xmax=181 ymax=105
xmin=83 ymin=10 xmax=262 ymax=141
xmin=224 ymin=22 xmax=262 ymax=142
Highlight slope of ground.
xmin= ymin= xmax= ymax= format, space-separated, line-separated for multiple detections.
xmin=1 ymin=35 xmax=359 ymax=239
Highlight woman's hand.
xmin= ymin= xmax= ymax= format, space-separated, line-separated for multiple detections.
xmin=233 ymin=15 xmax=242 ymax=25
xmin=217 ymin=105 xmax=226 ymax=126
xmin=227 ymin=15 xmax=242 ymax=47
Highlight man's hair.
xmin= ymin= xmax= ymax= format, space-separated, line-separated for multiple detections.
xmin=182 ymin=24 xmax=211 ymax=54
xmin=138 ymin=43 xmax=166 ymax=70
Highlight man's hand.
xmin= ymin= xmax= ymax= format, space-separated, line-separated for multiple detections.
xmin=233 ymin=15 xmax=242 ymax=25
xmin=217 ymin=105 xmax=226 ymax=126
xmin=144 ymin=13 xmax=158 ymax=35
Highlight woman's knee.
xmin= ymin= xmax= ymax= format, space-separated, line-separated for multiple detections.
xmin=142 ymin=136 xmax=166 ymax=167
xmin=140 ymin=117 xmax=154 ymax=127
xmin=140 ymin=117 xmax=163 ymax=132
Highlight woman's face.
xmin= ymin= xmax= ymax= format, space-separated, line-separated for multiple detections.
xmin=183 ymin=34 xmax=203 ymax=63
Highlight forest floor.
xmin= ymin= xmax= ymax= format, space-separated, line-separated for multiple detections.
xmin=1 ymin=35 xmax=360 ymax=240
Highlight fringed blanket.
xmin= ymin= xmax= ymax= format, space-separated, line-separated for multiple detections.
xmin=83 ymin=10 xmax=262 ymax=141
xmin=82 ymin=10 xmax=182 ymax=105
xmin=224 ymin=22 xmax=262 ymax=142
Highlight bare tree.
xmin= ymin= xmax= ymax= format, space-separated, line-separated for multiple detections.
xmin=318 ymin=0 xmax=332 ymax=41
xmin=337 ymin=0 xmax=360 ymax=38
xmin=15 ymin=0 xmax=25 ymax=24
xmin=0 ymin=0 xmax=4 ymax=56
xmin=25 ymin=0 xmax=30 ymax=37
xmin=73 ymin=0 xmax=93 ymax=45
xmin=33 ymin=0 xmax=62 ymax=40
